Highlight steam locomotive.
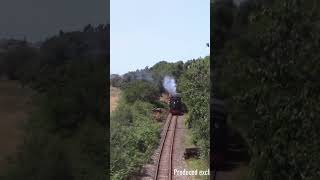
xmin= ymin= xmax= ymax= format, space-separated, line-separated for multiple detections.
xmin=169 ymin=93 xmax=184 ymax=115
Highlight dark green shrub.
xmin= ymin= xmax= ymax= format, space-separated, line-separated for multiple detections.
xmin=122 ymin=81 xmax=160 ymax=104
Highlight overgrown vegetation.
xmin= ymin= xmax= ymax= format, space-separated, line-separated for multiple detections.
xmin=110 ymin=79 xmax=163 ymax=179
xmin=179 ymin=57 xmax=210 ymax=158
xmin=212 ymin=0 xmax=320 ymax=179
xmin=0 ymin=24 xmax=108 ymax=180
xmin=184 ymin=115 xmax=210 ymax=180
xmin=110 ymin=99 xmax=160 ymax=179
xmin=122 ymin=80 xmax=160 ymax=104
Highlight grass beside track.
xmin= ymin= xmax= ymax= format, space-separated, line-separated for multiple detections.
xmin=184 ymin=114 xmax=209 ymax=180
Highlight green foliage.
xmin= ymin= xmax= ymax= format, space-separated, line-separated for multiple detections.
xmin=179 ymin=56 xmax=210 ymax=158
xmin=122 ymin=80 xmax=160 ymax=104
xmin=2 ymin=103 xmax=106 ymax=180
xmin=213 ymin=0 xmax=320 ymax=179
xmin=110 ymin=101 xmax=160 ymax=179
xmin=110 ymin=74 xmax=124 ymax=88
xmin=151 ymin=60 xmax=184 ymax=79
xmin=0 ymin=43 xmax=39 ymax=83
xmin=0 ymin=25 xmax=107 ymax=180
xmin=150 ymin=61 xmax=184 ymax=92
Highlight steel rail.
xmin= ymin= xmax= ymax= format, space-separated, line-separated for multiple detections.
xmin=154 ymin=114 xmax=178 ymax=180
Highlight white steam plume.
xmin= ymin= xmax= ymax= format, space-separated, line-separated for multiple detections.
xmin=163 ymin=76 xmax=177 ymax=95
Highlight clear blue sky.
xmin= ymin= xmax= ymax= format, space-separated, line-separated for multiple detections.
xmin=111 ymin=0 xmax=209 ymax=75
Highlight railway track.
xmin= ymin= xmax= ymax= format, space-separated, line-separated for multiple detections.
xmin=154 ymin=113 xmax=178 ymax=180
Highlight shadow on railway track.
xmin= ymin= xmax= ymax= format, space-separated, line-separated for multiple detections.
xmin=219 ymin=128 xmax=250 ymax=172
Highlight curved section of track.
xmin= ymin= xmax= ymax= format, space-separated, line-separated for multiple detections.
xmin=154 ymin=114 xmax=178 ymax=180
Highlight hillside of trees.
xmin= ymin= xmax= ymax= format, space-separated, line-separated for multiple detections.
xmin=0 ymin=24 xmax=108 ymax=180
xmin=212 ymin=0 xmax=320 ymax=179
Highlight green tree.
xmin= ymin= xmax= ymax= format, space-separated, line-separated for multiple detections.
xmin=214 ymin=0 xmax=320 ymax=179
xmin=179 ymin=56 xmax=210 ymax=157
xmin=122 ymin=80 xmax=160 ymax=104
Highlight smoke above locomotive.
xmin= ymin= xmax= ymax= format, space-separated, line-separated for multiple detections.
xmin=163 ymin=76 xmax=177 ymax=95
xmin=162 ymin=76 xmax=184 ymax=115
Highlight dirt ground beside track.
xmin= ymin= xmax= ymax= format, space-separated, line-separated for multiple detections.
xmin=110 ymin=86 xmax=120 ymax=112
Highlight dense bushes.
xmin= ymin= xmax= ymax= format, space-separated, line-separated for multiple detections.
xmin=2 ymin=107 xmax=106 ymax=180
xmin=110 ymin=101 xmax=160 ymax=179
xmin=122 ymin=80 xmax=160 ymax=104
xmin=0 ymin=25 xmax=108 ymax=180
xmin=179 ymin=56 xmax=210 ymax=157
xmin=213 ymin=0 xmax=320 ymax=179
xmin=0 ymin=43 xmax=40 ymax=83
